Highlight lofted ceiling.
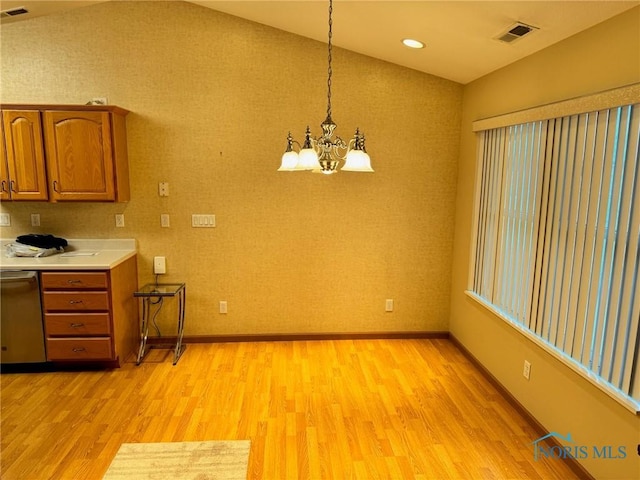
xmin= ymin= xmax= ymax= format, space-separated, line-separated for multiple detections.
xmin=1 ymin=0 xmax=638 ymax=84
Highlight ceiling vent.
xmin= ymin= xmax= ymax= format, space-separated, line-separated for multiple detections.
xmin=0 ymin=6 xmax=29 ymax=18
xmin=495 ymin=22 xmax=539 ymax=43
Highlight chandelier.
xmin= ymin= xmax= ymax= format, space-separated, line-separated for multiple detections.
xmin=278 ymin=0 xmax=373 ymax=174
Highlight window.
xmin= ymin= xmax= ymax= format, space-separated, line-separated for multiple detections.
xmin=469 ymin=99 xmax=640 ymax=411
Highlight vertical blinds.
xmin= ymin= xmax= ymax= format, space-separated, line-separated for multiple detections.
xmin=470 ymin=103 xmax=640 ymax=404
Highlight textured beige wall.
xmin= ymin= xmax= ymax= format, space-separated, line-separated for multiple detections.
xmin=451 ymin=7 xmax=640 ymax=480
xmin=0 ymin=1 xmax=462 ymax=335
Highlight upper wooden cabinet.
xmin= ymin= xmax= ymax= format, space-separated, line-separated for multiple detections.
xmin=0 ymin=120 xmax=7 ymax=201
xmin=0 ymin=104 xmax=130 ymax=202
xmin=1 ymin=110 xmax=49 ymax=201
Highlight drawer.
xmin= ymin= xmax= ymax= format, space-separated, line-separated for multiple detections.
xmin=46 ymin=337 xmax=113 ymax=361
xmin=41 ymin=272 xmax=109 ymax=290
xmin=45 ymin=313 xmax=111 ymax=336
xmin=42 ymin=291 xmax=110 ymax=311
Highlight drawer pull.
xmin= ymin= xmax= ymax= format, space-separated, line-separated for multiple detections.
xmin=68 ymin=300 xmax=84 ymax=305
xmin=69 ymin=323 xmax=85 ymax=328
xmin=67 ymin=279 xmax=83 ymax=284
xmin=72 ymin=347 xmax=86 ymax=353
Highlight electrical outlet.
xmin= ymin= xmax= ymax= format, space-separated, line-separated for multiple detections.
xmin=159 ymin=182 xmax=169 ymax=197
xmin=0 ymin=213 xmax=10 ymax=226
xmin=153 ymin=256 xmax=166 ymax=275
xmin=115 ymin=214 xmax=125 ymax=227
xmin=523 ymin=360 xmax=531 ymax=380
xmin=219 ymin=301 xmax=228 ymax=314
xmin=30 ymin=213 xmax=41 ymax=226
xmin=385 ymin=299 xmax=394 ymax=312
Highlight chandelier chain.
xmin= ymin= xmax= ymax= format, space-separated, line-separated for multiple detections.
xmin=326 ymin=0 xmax=333 ymax=120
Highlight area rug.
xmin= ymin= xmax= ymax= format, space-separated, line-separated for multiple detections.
xmin=102 ymin=440 xmax=251 ymax=480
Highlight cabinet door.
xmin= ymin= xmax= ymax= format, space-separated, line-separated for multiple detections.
xmin=1 ymin=110 xmax=49 ymax=201
xmin=44 ymin=110 xmax=115 ymax=201
xmin=0 ymin=121 xmax=9 ymax=200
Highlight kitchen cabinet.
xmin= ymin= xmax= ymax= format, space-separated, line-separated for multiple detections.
xmin=0 ymin=121 xmax=6 ymax=201
xmin=44 ymin=108 xmax=130 ymax=201
xmin=0 ymin=110 xmax=49 ymax=201
xmin=40 ymin=255 xmax=138 ymax=366
xmin=0 ymin=104 xmax=130 ymax=202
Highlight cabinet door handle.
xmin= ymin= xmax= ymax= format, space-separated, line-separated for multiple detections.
xmin=72 ymin=347 xmax=86 ymax=353
xmin=0 ymin=181 xmax=8 ymax=193
xmin=53 ymin=180 xmax=59 ymax=192
xmin=69 ymin=300 xmax=84 ymax=305
xmin=70 ymin=323 xmax=85 ymax=328
xmin=9 ymin=180 xmax=16 ymax=193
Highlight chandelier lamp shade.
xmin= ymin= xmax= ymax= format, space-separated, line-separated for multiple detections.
xmin=278 ymin=0 xmax=373 ymax=174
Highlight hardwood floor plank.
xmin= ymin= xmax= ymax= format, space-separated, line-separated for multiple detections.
xmin=1 ymin=339 xmax=584 ymax=479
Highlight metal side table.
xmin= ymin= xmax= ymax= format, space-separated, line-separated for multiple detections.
xmin=134 ymin=283 xmax=186 ymax=365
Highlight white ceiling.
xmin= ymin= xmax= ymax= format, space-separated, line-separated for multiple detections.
xmin=1 ymin=0 xmax=638 ymax=84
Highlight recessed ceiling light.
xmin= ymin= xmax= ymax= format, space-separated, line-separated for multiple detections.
xmin=402 ymin=38 xmax=425 ymax=49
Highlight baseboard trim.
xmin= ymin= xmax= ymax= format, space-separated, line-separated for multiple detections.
xmin=147 ymin=331 xmax=449 ymax=345
xmin=449 ymin=334 xmax=595 ymax=480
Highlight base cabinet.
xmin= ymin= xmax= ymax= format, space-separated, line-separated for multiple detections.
xmin=40 ymin=255 xmax=138 ymax=366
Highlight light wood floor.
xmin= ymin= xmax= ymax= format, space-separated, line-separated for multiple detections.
xmin=1 ymin=339 xmax=581 ymax=479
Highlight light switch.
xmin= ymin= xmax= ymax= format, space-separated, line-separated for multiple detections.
xmin=161 ymin=214 xmax=170 ymax=227
xmin=0 ymin=213 xmax=10 ymax=226
xmin=192 ymin=214 xmax=215 ymax=228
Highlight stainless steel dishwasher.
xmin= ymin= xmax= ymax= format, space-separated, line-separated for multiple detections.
xmin=0 ymin=270 xmax=47 ymax=364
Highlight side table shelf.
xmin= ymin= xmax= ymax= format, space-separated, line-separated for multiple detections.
xmin=134 ymin=283 xmax=186 ymax=365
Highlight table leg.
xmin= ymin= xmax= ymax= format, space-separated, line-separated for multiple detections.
xmin=136 ymin=297 xmax=150 ymax=365
xmin=173 ymin=286 xmax=186 ymax=365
